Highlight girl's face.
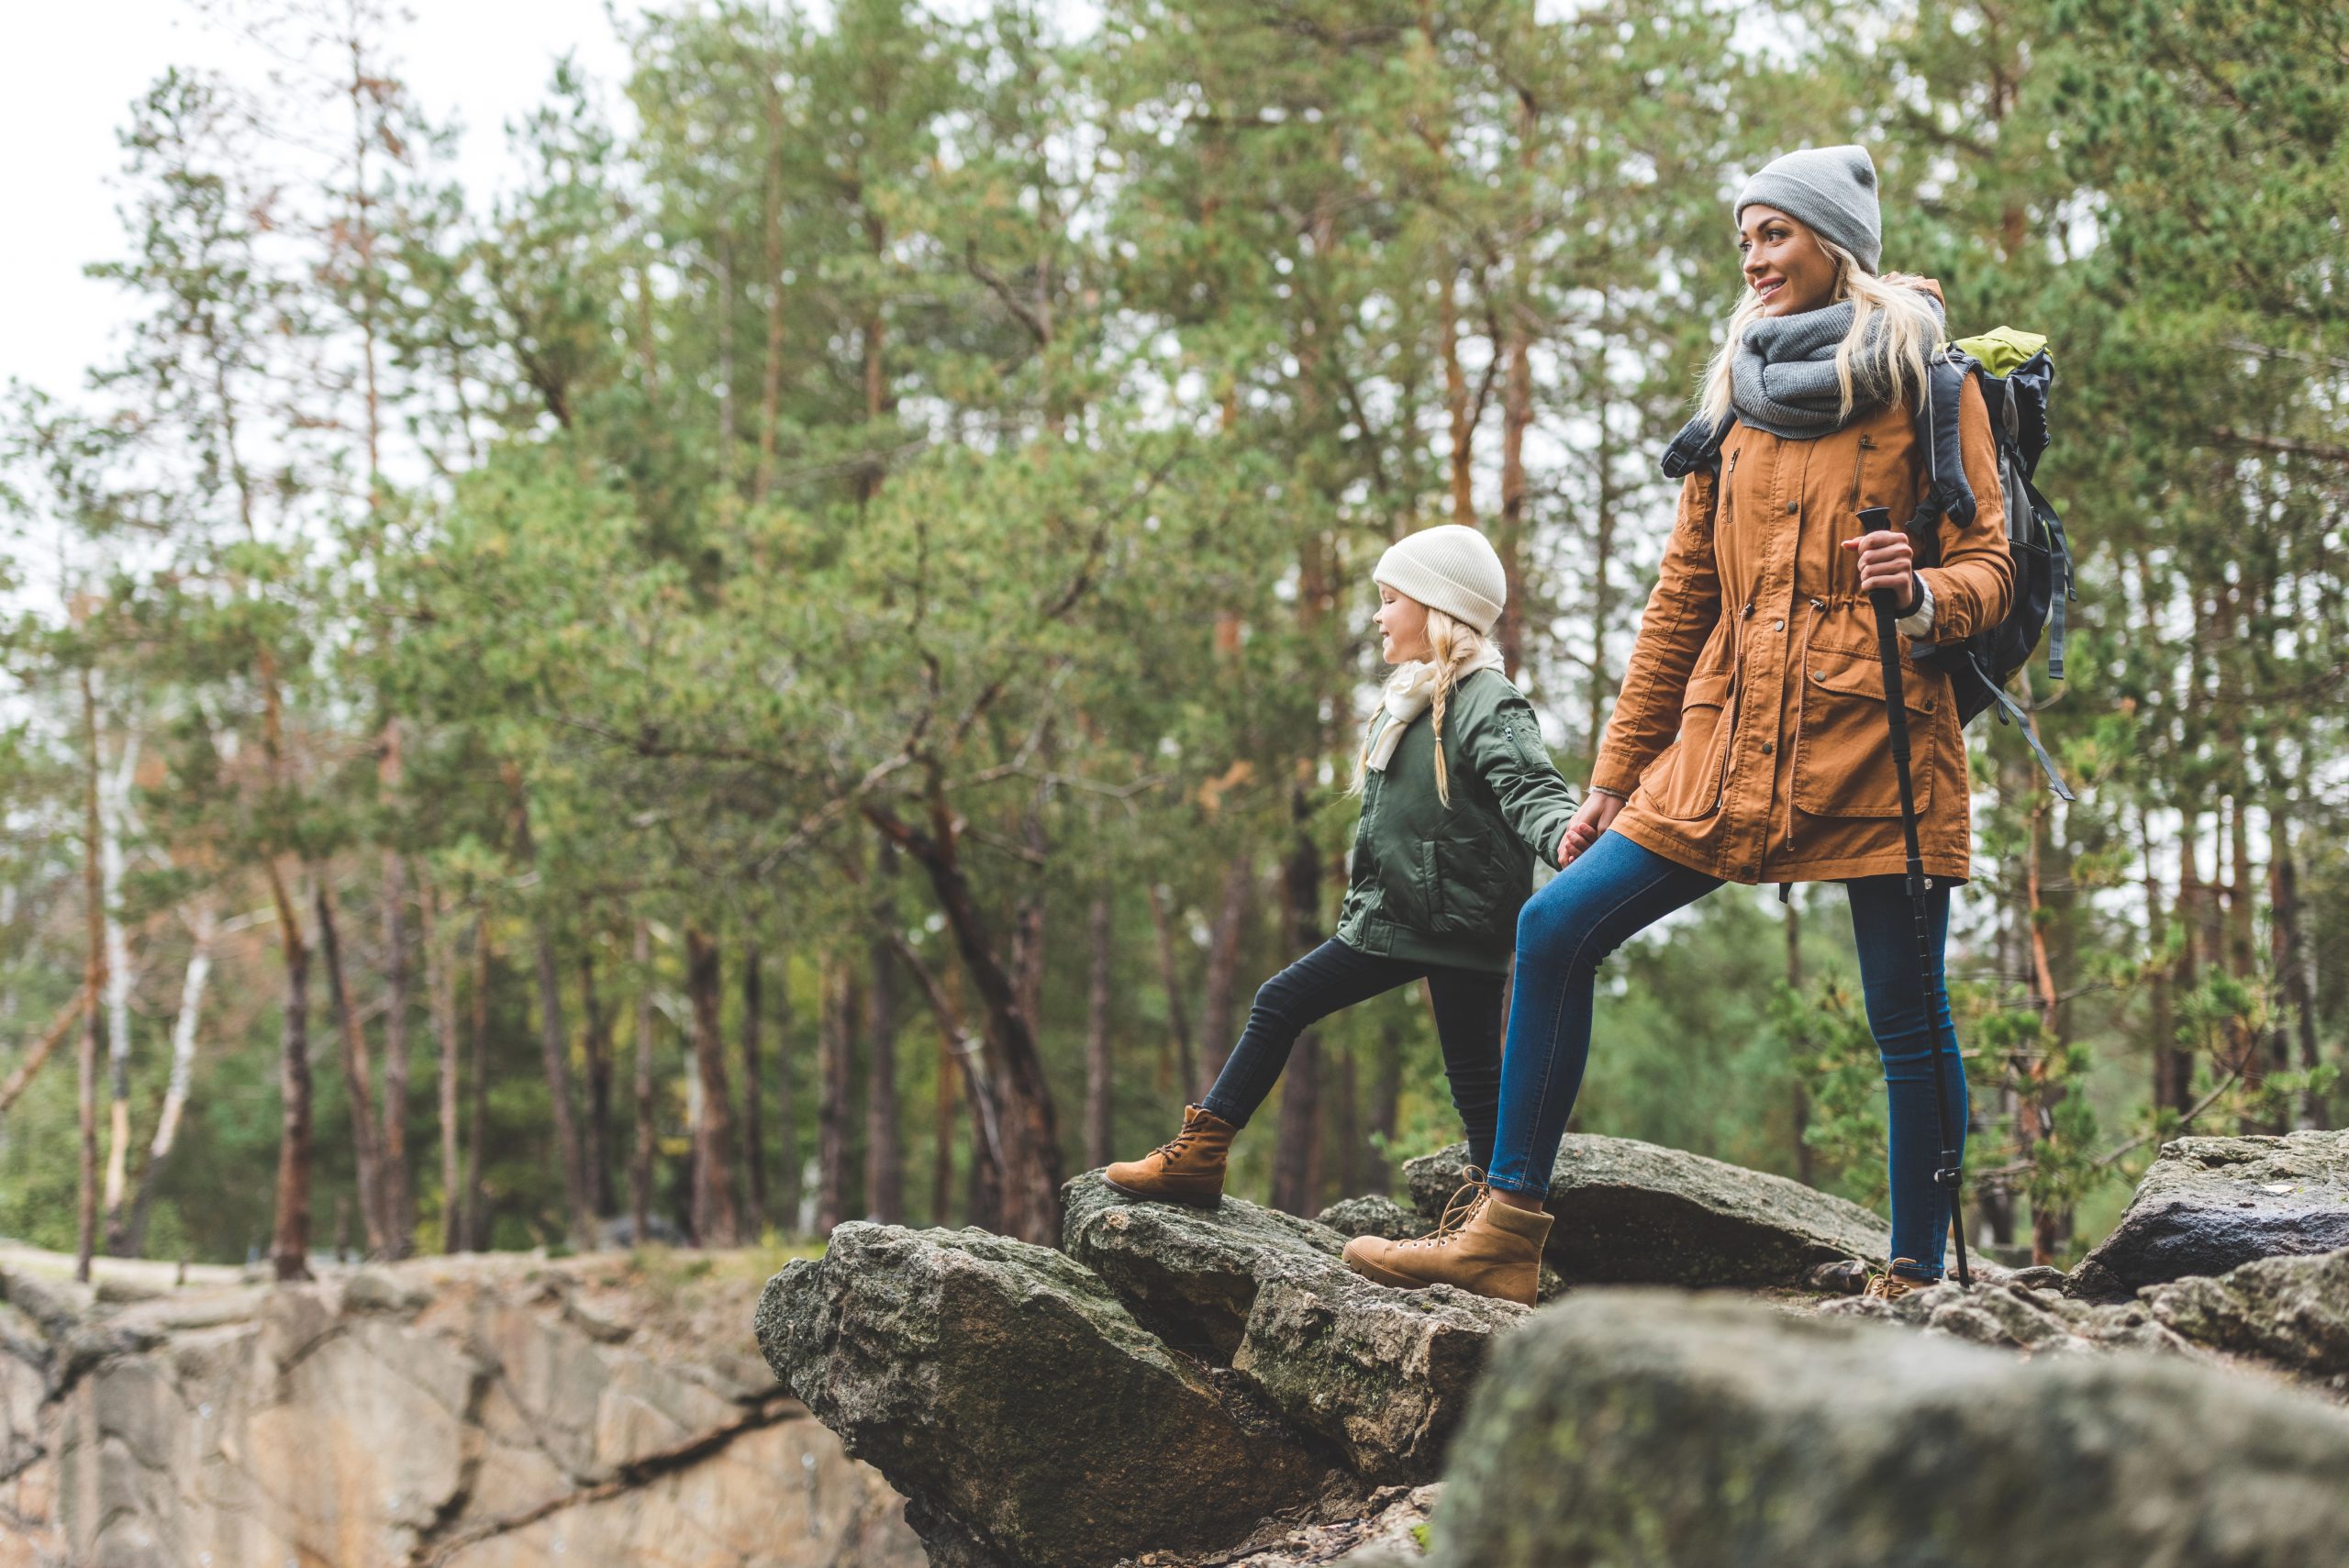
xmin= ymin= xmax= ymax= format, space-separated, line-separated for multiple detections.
xmin=1375 ymin=585 xmax=1432 ymax=664
xmin=1737 ymin=205 xmax=1839 ymax=317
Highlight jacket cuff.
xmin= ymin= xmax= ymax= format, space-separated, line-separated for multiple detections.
xmin=1589 ymin=752 xmax=1642 ymax=799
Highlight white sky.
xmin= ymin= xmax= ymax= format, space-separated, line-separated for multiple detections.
xmin=0 ymin=0 xmax=635 ymax=406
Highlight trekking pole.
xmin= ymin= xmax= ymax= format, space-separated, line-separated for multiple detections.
xmin=1857 ymin=506 xmax=1973 ymax=1290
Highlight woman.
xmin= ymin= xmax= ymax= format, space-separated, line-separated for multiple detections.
xmin=1343 ymin=145 xmax=2012 ymax=1307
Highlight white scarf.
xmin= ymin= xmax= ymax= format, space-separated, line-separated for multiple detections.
xmin=1364 ymin=645 xmax=1508 ymax=772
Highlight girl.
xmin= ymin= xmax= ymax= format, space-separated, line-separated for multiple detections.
xmin=1345 ymin=145 xmax=2012 ymax=1306
xmin=1104 ymin=525 xmax=1578 ymax=1221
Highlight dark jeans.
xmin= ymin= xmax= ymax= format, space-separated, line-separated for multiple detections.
xmin=1489 ymin=830 xmax=1968 ymax=1280
xmin=1199 ymin=938 xmax=1508 ymax=1173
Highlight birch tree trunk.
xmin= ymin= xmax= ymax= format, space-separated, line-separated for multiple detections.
xmin=631 ymin=917 xmax=656 ymax=1245
xmin=123 ymin=904 xmax=217 ymax=1258
xmin=685 ymin=927 xmax=741 ymax=1247
xmin=98 ymin=731 xmax=139 ymax=1255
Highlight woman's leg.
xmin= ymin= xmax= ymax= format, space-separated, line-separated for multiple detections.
xmin=1844 ymin=875 xmax=1965 ymax=1281
xmin=1486 ymin=832 xmax=1722 ymax=1198
xmin=1422 ymin=966 xmax=1507 ymax=1173
xmin=1199 ymin=939 xmax=1425 ymax=1129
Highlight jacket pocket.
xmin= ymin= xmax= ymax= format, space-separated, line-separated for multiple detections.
xmin=1793 ymin=651 xmax=1938 ymax=819
xmin=1648 ymin=669 xmax=1736 ymax=821
xmin=1424 ymin=835 xmax=1508 ymax=941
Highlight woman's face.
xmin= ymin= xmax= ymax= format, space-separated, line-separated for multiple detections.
xmin=1738 ymin=205 xmax=1839 ymax=317
xmin=1375 ymin=585 xmax=1431 ymax=665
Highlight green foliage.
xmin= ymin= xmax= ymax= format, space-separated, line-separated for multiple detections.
xmin=2 ymin=0 xmax=2344 ymax=1264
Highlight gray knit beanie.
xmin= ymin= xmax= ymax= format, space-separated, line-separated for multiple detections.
xmin=1374 ymin=525 xmax=1508 ymax=636
xmin=1735 ymin=145 xmax=1883 ymax=274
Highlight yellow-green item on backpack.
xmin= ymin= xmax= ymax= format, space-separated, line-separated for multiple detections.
xmin=1949 ymin=326 xmax=2047 ymax=377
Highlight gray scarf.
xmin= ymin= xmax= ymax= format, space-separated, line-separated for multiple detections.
xmin=1730 ymin=296 xmax=1939 ymax=439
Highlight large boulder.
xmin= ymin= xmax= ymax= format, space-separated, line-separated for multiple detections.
xmin=1062 ymin=1172 xmax=1346 ymax=1359
xmin=2069 ymin=1131 xmax=2349 ymax=1300
xmin=1406 ymin=1136 xmax=1890 ymax=1287
xmin=1314 ymin=1195 xmax=1420 ymax=1243
xmin=2145 ymin=1247 xmax=2349 ymax=1377
xmin=1425 ymin=1289 xmax=2349 ymax=1568
xmin=1233 ymin=1269 xmax=1524 ymax=1484
xmin=757 ymin=1221 xmax=1341 ymax=1568
xmin=1061 ymin=1173 xmax=1524 ymax=1483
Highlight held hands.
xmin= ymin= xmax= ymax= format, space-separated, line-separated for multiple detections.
xmin=1556 ymin=792 xmax=1625 ymax=867
xmin=1842 ymin=530 xmax=1920 ymax=614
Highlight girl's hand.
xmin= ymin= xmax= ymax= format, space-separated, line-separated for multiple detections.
xmin=1557 ymin=792 xmax=1624 ymax=866
xmin=1842 ymin=530 xmax=1920 ymax=612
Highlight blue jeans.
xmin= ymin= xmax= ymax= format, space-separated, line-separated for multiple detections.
xmin=1488 ymin=830 xmax=1967 ymax=1279
xmin=1200 ymin=938 xmax=1507 ymax=1173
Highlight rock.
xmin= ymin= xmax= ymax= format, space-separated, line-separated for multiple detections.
xmin=2008 ymin=1264 xmax=2070 ymax=1293
xmin=1407 ymin=1137 xmax=1890 ymax=1287
xmin=1806 ymin=1258 xmax=1869 ymax=1295
xmin=1315 ymin=1195 xmax=1420 ymax=1242
xmin=2144 ymin=1247 xmax=2349 ymax=1375
xmin=1819 ymin=1279 xmax=2199 ymax=1357
xmin=1426 ymin=1288 xmax=2349 ymax=1567
xmin=5 ymin=1248 xmax=920 ymax=1568
xmin=1063 ymin=1171 xmax=1346 ymax=1359
xmin=1217 ymin=1485 xmax=1439 ymax=1566
xmin=1234 ymin=1271 xmax=1524 ymax=1483
xmin=2069 ymin=1131 xmax=2349 ymax=1299
xmin=759 ymin=1221 xmax=1340 ymax=1568
xmin=1060 ymin=1173 xmax=1526 ymax=1482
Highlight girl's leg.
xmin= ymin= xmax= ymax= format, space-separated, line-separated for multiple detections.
xmin=1844 ymin=875 xmax=1965 ymax=1281
xmin=1199 ymin=940 xmax=1425 ymax=1129
xmin=1486 ymin=832 xmax=1721 ymax=1198
xmin=1422 ymin=966 xmax=1507 ymax=1173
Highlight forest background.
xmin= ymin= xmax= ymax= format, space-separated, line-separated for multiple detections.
xmin=2 ymin=0 xmax=2340 ymax=1279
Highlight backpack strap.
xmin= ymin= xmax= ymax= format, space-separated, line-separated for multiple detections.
xmin=2028 ymin=476 xmax=2076 ymax=682
xmin=1917 ymin=351 xmax=1980 ymax=530
xmin=1970 ymin=651 xmax=2076 ymax=801
xmin=1660 ymin=410 xmax=1737 ymax=481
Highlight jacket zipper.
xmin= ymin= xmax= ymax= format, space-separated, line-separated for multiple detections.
xmin=1787 ymin=606 xmax=1827 ymax=856
xmin=1847 ymin=434 xmax=1875 ymax=512
xmin=1711 ymin=649 xmax=1744 ymax=816
xmin=1842 ymin=436 xmax=1876 ymax=603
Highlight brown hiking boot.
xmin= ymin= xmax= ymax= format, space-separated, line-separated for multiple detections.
xmin=1863 ymin=1258 xmax=1931 ymax=1302
xmin=1342 ymin=1170 xmax=1552 ymax=1306
xmin=1102 ymin=1105 xmax=1236 ymax=1207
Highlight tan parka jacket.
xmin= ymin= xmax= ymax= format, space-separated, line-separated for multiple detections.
xmin=1592 ymin=364 xmax=2013 ymax=885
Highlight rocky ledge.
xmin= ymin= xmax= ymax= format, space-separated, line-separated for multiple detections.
xmin=757 ymin=1175 xmax=1523 ymax=1568
xmin=0 ymin=1248 xmax=919 ymax=1568
xmin=1426 ymin=1289 xmax=2349 ymax=1568
xmin=762 ymin=1129 xmax=2349 ymax=1568
xmin=2067 ymin=1129 xmax=2349 ymax=1299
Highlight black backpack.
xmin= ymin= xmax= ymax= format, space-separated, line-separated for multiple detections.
xmin=1658 ymin=335 xmax=2076 ymax=798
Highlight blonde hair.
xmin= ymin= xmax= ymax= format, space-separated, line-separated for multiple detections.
xmin=1354 ymin=606 xmax=1489 ymax=806
xmin=1697 ymin=235 xmax=1940 ymax=427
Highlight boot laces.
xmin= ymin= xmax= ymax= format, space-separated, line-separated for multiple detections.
xmin=1148 ymin=1108 xmax=1208 ymax=1165
xmin=1863 ymin=1259 xmax=1927 ymax=1301
xmin=1408 ymin=1168 xmax=1489 ymax=1250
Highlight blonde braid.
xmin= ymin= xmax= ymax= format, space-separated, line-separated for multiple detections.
xmin=1425 ymin=608 xmax=1487 ymax=807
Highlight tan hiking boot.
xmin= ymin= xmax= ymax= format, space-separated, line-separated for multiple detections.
xmin=1102 ymin=1105 xmax=1236 ymax=1207
xmin=1342 ymin=1172 xmax=1552 ymax=1306
xmin=1863 ymin=1258 xmax=1930 ymax=1302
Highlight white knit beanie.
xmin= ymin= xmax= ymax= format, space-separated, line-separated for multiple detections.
xmin=1373 ymin=525 xmax=1508 ymax=635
